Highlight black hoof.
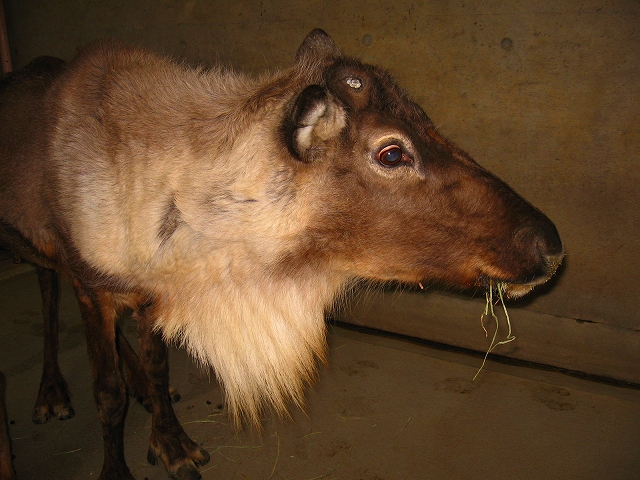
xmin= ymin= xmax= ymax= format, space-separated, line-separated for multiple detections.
xmin=147 ymin=446 xmax=158 ymax=465
xmin=32 ymin=404 xmax=74 ymax=424
xmin=194 ymin=448 xmax=210 ymax=467
xmin=169 ymin=464 xmax=202 ymax=480
xmin=169 ymin=388 xmax=181 ymax=404
xmin=56 ymin=406 xmax=75 ymax=421
xmin=31 ymin=410 xmax=49 ymax=424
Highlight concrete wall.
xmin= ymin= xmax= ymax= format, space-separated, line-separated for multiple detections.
xmin=3 ymin=1 xmax=639 ymax=381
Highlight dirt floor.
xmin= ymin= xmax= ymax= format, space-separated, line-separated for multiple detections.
xmin=1 ymin=258 xmax=640 ymax=480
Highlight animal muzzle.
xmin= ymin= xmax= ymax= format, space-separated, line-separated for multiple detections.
xmin=496 ymin=217 xmax=564 ymax=298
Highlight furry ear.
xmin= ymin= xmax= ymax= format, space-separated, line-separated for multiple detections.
xmin=284 ymin=85 xmax=346 ymax=162
xmin=295 ymin=29 xmax=341 ymax=67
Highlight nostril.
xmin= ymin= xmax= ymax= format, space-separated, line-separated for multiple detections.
xmin=512 ymin=219 xmax=564 ymax=283
xmin=536 ymin=223 xmax=564 ymax=261
xmin=514 ymin=223 xmax=564 ymax=264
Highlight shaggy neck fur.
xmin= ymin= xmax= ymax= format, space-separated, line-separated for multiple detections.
xmin=153 ymin=266 xmax=348 ymax=426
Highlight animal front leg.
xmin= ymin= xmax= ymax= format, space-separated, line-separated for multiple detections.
xmin=117 ymin=325 xmax=181 ymax=413
xmin=32 ymin=266 xmax=75 ymax=424
xmin=73 ymin=281 xmax=134 ymax=480
xmin=117 ymin=324 xmax=153 ymax=413
xmin=136 ymin=306 xmax=209 ymax=480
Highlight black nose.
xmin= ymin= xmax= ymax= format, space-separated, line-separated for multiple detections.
xmin=534 ymin=221 xmax=563 ymax=256
xmin=514 ymin=217 xmax=563 ymax=278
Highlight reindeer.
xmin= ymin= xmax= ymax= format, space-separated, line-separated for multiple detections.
xmin=0 ymin=30 xmax=562 ymax=479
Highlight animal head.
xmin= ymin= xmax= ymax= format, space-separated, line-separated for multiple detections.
xmin=277 ymin=29 xmax=563 ymax=298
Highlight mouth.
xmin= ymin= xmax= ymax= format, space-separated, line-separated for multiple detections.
xmin=475 ymin=275 xmax=537 ymax=299
xmin=485 ymin=271 xmax=560 ymax=299
xmin=477 ymin=250 xmax=564 ymax=299
xmin=495 ymin=281 xmax=537 ymax=299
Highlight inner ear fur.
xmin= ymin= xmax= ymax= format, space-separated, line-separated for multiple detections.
xmin=285 ymin=84 xmax=346 ymax=162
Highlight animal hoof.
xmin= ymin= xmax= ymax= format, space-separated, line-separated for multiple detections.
xmin=169 ymin=464 xmax=202 ymax=480
xmin=56 ymin=406 xmax=75 ymax=421
xmin=147 ymin=446 xmax=158 ymax=465
xmin=32 ymin=402 xmax=75 ymax=423
xmin=32 ymin=378 xmax=74 ymax=425
xmin=31 ymin=407 xmax=50 ymax=424
xmin=194 ymin=447 xmax=210 ymax=467
xmin=169 ymin=386 xmax=181 ymax=403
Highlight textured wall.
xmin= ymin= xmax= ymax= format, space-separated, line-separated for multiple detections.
xmin=3 ymin=1 xmax=639 ymax=377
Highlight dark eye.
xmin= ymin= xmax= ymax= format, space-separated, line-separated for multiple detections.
xmin=377 ymin=145 xmax=407 ymax=167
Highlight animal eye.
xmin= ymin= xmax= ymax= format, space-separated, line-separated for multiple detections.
xmin=377 ymin=145 xmax=406 ymax=167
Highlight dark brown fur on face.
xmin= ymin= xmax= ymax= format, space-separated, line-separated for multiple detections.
xmin=280 ymin=52 xmax=562 ymax=295
xmin=0 ymin=29 xmax=562 ymax=480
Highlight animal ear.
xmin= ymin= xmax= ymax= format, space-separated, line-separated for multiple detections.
xmin=285 ymin=84 xmax=346 ymax=162
xmin=295 ymin=29 xmax=341 ymax=67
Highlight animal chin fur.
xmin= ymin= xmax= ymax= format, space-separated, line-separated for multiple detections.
xmin=152 ymin=265 xmax=347 ymax=426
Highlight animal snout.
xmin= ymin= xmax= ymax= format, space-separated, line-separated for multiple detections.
xmin=514 ymin=220 xmax=564 ymax=279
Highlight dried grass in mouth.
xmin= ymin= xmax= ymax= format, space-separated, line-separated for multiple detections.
xmin=473 ymin=280 xmax=515 ymax=381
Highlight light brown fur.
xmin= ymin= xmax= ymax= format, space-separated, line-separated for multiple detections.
xmin=37 ymin=42 xmax=348 ymax=423
xmin=0 ymin=30 xmax=562 ymax=478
